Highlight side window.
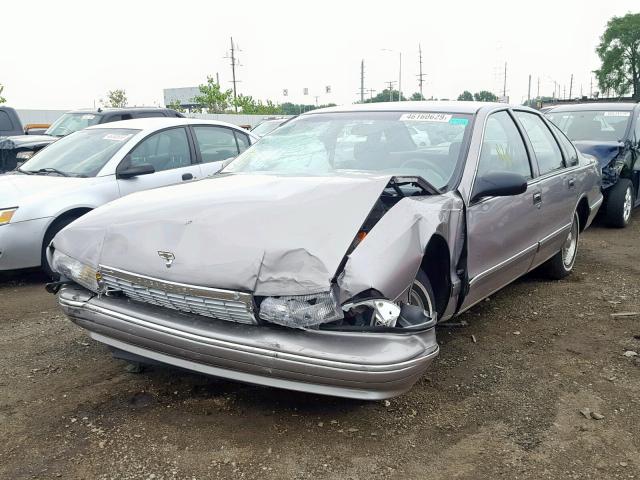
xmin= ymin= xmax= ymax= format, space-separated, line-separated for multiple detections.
xmin=478 ymin=111 xmax=532 ymax=179
xmin=192 ymin=126 xmax=239 ymax=163
xmin=635 ymin=111 xmax=640 ymax=144
xmin=514 ymin=111 xmax=564 ymax=174
xmin=549 ymin=122 xmax=579 ymax=166
xmin=135 ymin=112 xmax=167 ymax=118
xmin=127 ymin=127 xmax=191 ymax=172
xmin=235 ymin=131 xmax=251 ymax=153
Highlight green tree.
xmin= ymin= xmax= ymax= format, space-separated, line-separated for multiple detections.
xmin=0 ymin=84 xmax=6 ymax=104
xmin=364 ymin=89 xmax=407 ymax=103
xmin=167 ymin=99 xmax=185 ymax=113
xmin=105 ymin=89 xmax=127 ymax=108
xmin=595 ymin=13 xmax=640 ymax=100
xmin=457 ymin=90 xmax=474 ymax=101
xmin=192 ymin=76 xmax=233 ymax=113
xmin=409 ymin=92 xmax=425 ymax=101
xmin=473 ymin=90 xmax=498 ymax=102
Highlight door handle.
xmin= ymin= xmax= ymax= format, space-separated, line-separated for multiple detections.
xmin=182 ymin=173 xmax=194 ymax=181
xmin=533 ymin=192 xmax=542 ymax=207
xmin=568 ymin=178 xmax=575 ymax=189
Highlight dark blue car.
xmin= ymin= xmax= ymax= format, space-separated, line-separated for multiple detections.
xmin=546 ymin=103 xmax=639 ymax=227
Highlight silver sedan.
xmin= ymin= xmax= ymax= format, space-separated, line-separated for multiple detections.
xmin=0 ymin=118 xmax=257 ymax=275
xmin=52 ymin=102 xmax=602 ymax=399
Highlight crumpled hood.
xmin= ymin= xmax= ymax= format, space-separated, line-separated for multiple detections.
xmin=52 ymin=173 xmax=393 ymax=296
xmin=572 ymin=141 xmax=624 ymax=168
xmin=0 ymin=134 xmax=57 ymax=150
xmin=0 ymin=173 xmax=93 ymax=208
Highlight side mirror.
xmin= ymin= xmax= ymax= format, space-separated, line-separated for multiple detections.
xmin=116 ymin=163 xmax=155 ymax=179
xmin=471 ymin=171 xmax=527 ymax=203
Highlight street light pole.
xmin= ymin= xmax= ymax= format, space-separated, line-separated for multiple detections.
xmin=399 ymin=51 xmax=402 ymax=101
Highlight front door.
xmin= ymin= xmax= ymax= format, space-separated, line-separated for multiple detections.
xmin=116 ymin=126 xmax=201 ymax=197
xmin=462 ymin=110 xmax=540 ymax=310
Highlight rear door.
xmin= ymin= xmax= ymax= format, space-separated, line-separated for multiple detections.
xmin=462 ymin=110 xmax=541 ymax=309
xmin=513 ymin=110 xmax=577 ymax=267
xmin=116 ymin=126 xmax=201 ymax=196
xmin=190 ymin=125 xmax=245 ymax=177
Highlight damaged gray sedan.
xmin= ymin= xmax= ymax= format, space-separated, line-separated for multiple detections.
xmin=51 ymin=102 xmax=603 ymax=399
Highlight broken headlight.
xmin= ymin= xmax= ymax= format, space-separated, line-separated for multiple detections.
xmin=51 ymin=250 xmax=99 ymax=293
xmin=259 ymin=289 xmax=343 ymax=328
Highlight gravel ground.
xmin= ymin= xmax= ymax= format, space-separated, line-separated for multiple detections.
xmin=1 ymin=212 xmax=639 ymax=480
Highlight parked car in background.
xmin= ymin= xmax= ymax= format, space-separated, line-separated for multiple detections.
xmin=0 ymin=117 xmax=257 ymax=275
xmin=250 ymin=117 xmax=288 ymax=137
xmin=52 ymin=102 xmax=602 ymax=400
xmin=0 ymin=106 xmax=26 ymax=137
xmin=546 ymin=102 xmax=640 ymax=227
xmin=0 ymin=107 xmax=184 ymax=173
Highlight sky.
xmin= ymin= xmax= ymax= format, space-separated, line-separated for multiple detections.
xmin=2 ymin=0 xmax=638 ymax=110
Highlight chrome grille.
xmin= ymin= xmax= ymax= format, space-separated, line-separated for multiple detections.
xmin=99 ymin=266 xmax=256 ymax=324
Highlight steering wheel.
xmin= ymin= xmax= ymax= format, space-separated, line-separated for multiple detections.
xmin=399 ymin=158 xmax=447 ymax=185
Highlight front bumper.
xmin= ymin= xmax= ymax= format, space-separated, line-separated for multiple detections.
xmin=0 ymin=217 xmax=52 ymax=271
xmin=59 ymin=285 xmax=439 ymax=400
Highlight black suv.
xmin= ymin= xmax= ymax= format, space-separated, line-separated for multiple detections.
xmin=546 ymin=103 xmax=640 ymax=227
xmin=0 ymin=107 xmax=184 ymax=173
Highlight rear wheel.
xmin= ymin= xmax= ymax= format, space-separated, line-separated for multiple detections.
xmin=409 ymin=269 xmax=436 ymax=320
xmin=41 ymin=214 xmax=83 ymax=279
xmin=541 ymin=211 xmax=579 ymax=280
xmin=604 ymin=178 xmax=634 ymax=228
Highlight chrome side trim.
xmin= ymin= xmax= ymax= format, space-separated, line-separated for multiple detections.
xmin=589 ymin=195 xmax=604 ymax=211
xmin=538 ymin=222 xmax=571 ymax=247
xmin=469 ymin=243 xmax=538 ymax=286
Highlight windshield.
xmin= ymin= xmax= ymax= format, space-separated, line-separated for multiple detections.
xmin=251 ymin=120 xmax=286 ymax=137
xmin=20 ymin=128 xmax=138 ymax=177
xmin=225 ymin=111 xmax=472 ymax=189
xmin=45 ymin=113 xmax=102 ymax=137
xmin=547 ymin=110 xmax=632 ymax=142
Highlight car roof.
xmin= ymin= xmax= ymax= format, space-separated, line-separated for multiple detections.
xmin=303 ymin=101 xmax=519 ymax=115
xmin=66 ymin=107 xmax=176 ymax=115
xmin=85 ymin=117 xmax=256 ymax=137
xmin=546 ymin=102 xmax=638 ymax=112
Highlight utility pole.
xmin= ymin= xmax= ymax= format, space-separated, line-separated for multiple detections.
xmin=503 ymin=62 xmax=507 ymax=98
xmin=367 ymin=88 xmax=376 ymax=101
xmin=314 ymin=95 xmax=319 ymax=106
xmin=569 ymin=74 xmax=573 ymax=100
xmin=537 ymin=77 xmax=540 ymax=100
xmin=360 ymin=60 xmax=365 ymax=103
xmin=385 ymin=81 xmax=396 ymax=101
xmin=527 ymin=74 xmax=531 ymax=104
xmin=590 ymin=77 xmax=593 ymax=98
xmin=417 ymin=43 xmax=426 ymax=100
xmin=563 ymin=85 xmax=566 ymax=100
xmin=227 ymin=37 xmax=240 ymax=113
xmin=216 ymin=72 xmax=220 ymax=86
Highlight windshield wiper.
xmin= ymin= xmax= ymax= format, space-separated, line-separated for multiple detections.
xmin=17 ymin=167 xmax=35 ymax=175
xmin=28 ymin=168 xmax=70 ymax=177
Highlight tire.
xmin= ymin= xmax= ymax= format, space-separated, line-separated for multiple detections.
xmin=541 ymin=211 xmax=580 ymax=280
xmin=41 ymin=214 xmax=82 ymax=279
xmin=604 ymin=178 xmax=634 ymax=228
xmin=409 ymin=269 xmax=437 ymax=319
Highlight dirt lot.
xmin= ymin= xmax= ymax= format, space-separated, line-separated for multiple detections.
xmin=1 ymin=213 xmax=639 ymax=480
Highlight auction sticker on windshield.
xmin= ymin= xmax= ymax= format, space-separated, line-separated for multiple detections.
xmin=603 ymin=111 xmax=631 ymax=117
xmin=400 ymin=113 xmax=452 ymax=122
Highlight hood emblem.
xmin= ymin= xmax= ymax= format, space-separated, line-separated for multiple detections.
xmin=157 ymin=251 xmax=176 ymax=268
